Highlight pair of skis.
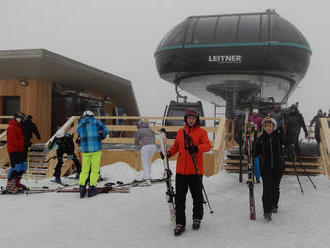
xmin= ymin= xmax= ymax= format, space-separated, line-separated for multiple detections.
xmin=158 ymin=129 xmax=176 ymax=224
xmin=245 ymin=131 xmax=256 ymax=220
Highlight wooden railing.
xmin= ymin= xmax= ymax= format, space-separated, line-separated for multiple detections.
xmin=320 ymin=118 xmax=330 ymax=179
xmin=94 ymin=116 xmax=226 ymax=177
xmin=1 ymin=115 xmax=228 ymax=178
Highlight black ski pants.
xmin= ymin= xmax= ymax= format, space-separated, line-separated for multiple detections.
xmin=261 ymin=169 xmax=282 ymax=214
xmin=8 ymin=152 xmax=25 ymax=179
xmin=54 ymin=149 xmax=81 ymax=179
xmin=175 ymin=173 xmax=203 ymax=226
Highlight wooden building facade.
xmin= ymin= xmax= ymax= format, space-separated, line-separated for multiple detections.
xmin=0 ymin=49 xmax=139 ymax=142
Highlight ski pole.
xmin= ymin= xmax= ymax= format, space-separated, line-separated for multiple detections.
xmin=183 ymin=130 xmax=214 ymax=214
xmin=239 ymin=143 xmax=243 ymax=183
xmin=290 ymin=147 xmax=304 ymax=195
xmin=296 ymin=154 xmax=317 ymax=190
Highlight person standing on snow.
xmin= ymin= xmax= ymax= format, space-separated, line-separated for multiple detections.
xmin=6 ymin=112 xmax=27 ymax=193
xmin=48 ymin=129 xmax=81 ymax=183
xmin=254 ymin=117 xmax=288 ymax=221
xmin=134 ymin=120 xmax=156 ymax=186
xmin=161 ymin=109 xmax=211 ymax=236
xmin=77 ymin=110 xmax=109 ymax=198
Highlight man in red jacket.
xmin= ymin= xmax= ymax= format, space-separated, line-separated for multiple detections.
xmin=6 ymin=112 xmax=27 ymax=193
xmin=164 ymin=109 xmax=211 ymax=236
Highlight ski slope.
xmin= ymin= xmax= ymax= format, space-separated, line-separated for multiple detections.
xmin=1 ymin=160 xmax=330 ymax=248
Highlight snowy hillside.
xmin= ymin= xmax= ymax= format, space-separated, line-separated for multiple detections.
xmin=1 ymin=160 xmax=330 ymax=248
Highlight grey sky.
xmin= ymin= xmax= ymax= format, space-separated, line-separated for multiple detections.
xmin=0 ymin=0 xmax=329 ymax=122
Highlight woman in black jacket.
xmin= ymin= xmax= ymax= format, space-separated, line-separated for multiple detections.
xmin=254 ymin=117 xmax=288 ymax=221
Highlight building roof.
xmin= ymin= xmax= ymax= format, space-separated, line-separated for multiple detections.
xmin=0 ymin=49 xmax=139 ymax=116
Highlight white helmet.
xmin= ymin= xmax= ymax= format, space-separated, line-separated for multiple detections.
xmin=252 ymin=109 xmax=259 ymax=114
xmin=56 ymin=130 xmax=65 ymax=138
xmin=83 ymin=110 xmax=95 ymax=117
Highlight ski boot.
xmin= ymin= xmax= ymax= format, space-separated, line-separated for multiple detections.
xmin=79 ymin=185 xmax=87 ymax=198
xmin=6 ymin=179 xmax=19 ymax=193
xmin=88 ymin=186 xmax=98 ymax=198
xmin=15 ymin=176 xmax=27 ymax=191
xmin=264 ymin=212 xmax=272 ymax=222
xmin=138 ymin=179 xmax=151 ymax=187
xmin=192 ymin=219 xmax=201 ymax=230
xmin=174 ymin=224 xmax=185 ymax=236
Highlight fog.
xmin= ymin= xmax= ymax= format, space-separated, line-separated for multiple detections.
xmin=0 ymin=0 xmax=329 ymax=122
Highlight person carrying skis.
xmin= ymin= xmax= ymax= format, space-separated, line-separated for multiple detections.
xmin=134 ymin=120 xmax=156 ymax=186
xmin=47 ymin=129 xmax=81 ymax=183
xmin=6 ymin=112 xmax=27 ymax=193
xmin=77 ymin=110 xmax=109 ymax=198
xmin=162 ymin=109 xmax=211 ymax=236
xmin=254 ymin=117 xmax=288 ymax=221
xmin=22 ymin=114 xmax=41 ymax=160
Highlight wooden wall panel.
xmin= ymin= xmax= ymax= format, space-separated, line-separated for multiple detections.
xmin=0 ymin=79 xmax=52 ymax=143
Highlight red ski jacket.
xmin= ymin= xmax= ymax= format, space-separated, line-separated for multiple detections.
xmin=7 ymin=119 xmax=24 ymax=153
xmin=169 ymin=125 xmax=211 ymax=175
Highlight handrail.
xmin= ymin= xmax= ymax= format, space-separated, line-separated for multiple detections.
xmin=44 ymin=116 xmax=80 ymax=147
xmin=320 ymin=118 xmax=330 ymax=155
xmin=0 ymin=130 xmax=6 ymax=141
xmin=213 ymin=118 xmax=226 ymax=151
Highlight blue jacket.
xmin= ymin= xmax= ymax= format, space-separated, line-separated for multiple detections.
xmin=77 ymin=117 xmax=109 ymax=153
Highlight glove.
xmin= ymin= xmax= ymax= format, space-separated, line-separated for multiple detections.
xmin=188 ymin=145 xmax=198 ymax=155
xmin=160 ymin=151 xmax=171 ymax=160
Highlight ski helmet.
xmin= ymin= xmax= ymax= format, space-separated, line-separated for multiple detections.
xmin=262 ymin=117 xmax=277 ymax=129
xmin=184 ymin=109 xmax=200 ymax=126
xmin=252 ymin=109 xmax=259 ymax=114
xmin=83 ymin=110 xmax=95 ymax=117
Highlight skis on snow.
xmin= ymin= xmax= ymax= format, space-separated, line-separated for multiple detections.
xmin=158 ymin=128 xmax=176 ymax=224
xmin=245 ymin=131 xmax=256 ymax=220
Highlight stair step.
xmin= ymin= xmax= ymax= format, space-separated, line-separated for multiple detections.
xmin=29 ymin=151 xmax=47 ymax=157
xmin=29 ymin=168 xmax=47 ymax=174
xmin=29 ymin=162 xmax=49 ymax=168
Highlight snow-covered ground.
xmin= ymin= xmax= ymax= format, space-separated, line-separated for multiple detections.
xmin=1 ymin=160 xmax=330 ymax=248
